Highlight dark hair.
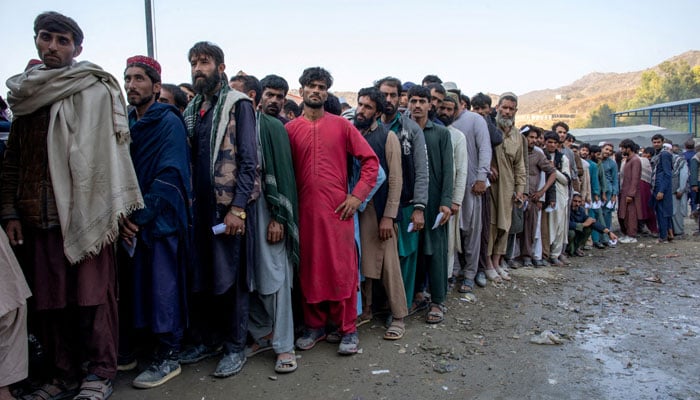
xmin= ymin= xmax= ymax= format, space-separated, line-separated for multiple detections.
xmin=179 ymin=83 xmax=194 ymax=92
xmin=471 ymin=92 xmax=492 ymax=109
xmin=619 ymin=138 xmax=637 ymax=151
xmin=407 ymin=85 xmax=431 ymax=101
xmin=643 ymin=146 xmax=655 ymax=155
xmin=426 ymin=83 xmax=446 ymax=96
xmin=188 ymin=41 xmax=224 ymax=66
xmin=357 ymin=87 xmax=386 ymax=114
xmin=581 ymin=143 xmax=591 ymax=150
xmin=374 ymin=76 xmax=402 ymax=93
xmin=324 ymin=93 xmax=342 ymax=115
xmin=124 ymin=64 xmax=161 ymax=85
xmin=459 ymin=94 xmax=471 ymax=110
xmin=299 ymin=67 xmax=333 ymax=89
xmin=566 ymin=133 xmax=575 ymax=142
xmin=552 ymin=121 xmax=569 ymax=132
xmin=421 ymin=74 xmax=442 ymax=86
xmin=230 ymin=75 xmax=261 ymax=104
xmin=284 ymin=99 xmax=301 ymax=117
xmin=685 ymin=139 xmax=696 ymax=149
xmin=651 ymin=134 xmax=665 ymax=142
xmin=590 ymin=145 xmax=602 ymax=154
xmin=544 ymin=131 xmax=560 ymax=142
xmin=161 ymin=84 xmax=189 ymax=110
xmin=442 ymin=96 xmax=458 ymax=107
xmin=521 ymin=124 xmax=542 ymax=137
xmin=34 ymin=11 xmax=84 ymax=46
xmin=260 ymin=74 xmax=289 ymax=96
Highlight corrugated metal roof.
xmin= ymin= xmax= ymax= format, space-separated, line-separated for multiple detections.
xmin=613 ymin=98 xmax=700 ymax=115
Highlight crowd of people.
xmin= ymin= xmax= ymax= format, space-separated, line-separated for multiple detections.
xmin=1 ymin=11 xmax=699 ymax=400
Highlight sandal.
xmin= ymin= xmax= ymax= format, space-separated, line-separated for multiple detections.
xmin=274 ymin=352 xmax=298 ymax=373
xmin=484 ymin=268 xmax=502 ymax=283
xmin=494 ymin=265 xmax=511 ymax=281
xmin=408 ymin=297 xmax=429 ymax=316
xmin=245 ymin=336 xmax=273 ymax=357
xmin=73 ymin=375 xmax=113 ymax=400
xmin=458 ymin=278 xmax=474 ymax=293
xmin=21 ymin=380 xmax=79 ymax=400
xmin=356 ymin=313 xmax=372 ymax=327
xmin=383 ymin=319 xmax=405 ymax=340
xmin=426 ymin=303 xmax=445 ymax=324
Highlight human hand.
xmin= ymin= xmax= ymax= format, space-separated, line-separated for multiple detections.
xmin=267 ymin=220 xmax=284 ymax=243
xmin=379 ymin=217 xmax=394 ymax=241
xmin=438 ymin=205 xmax=452 ymax=225
xmin=472 ymin=180 xmax=487 ymax=196
xmin=225 ymin=207 xmax=246 ymax=236
xmin=5 ymin=219 xmax=23 ymax=246
xmin=335 ymin=194 xmax=362 ymax=221
xmin=410 ymin=209 xmax=425 ymax=231
xmin=119 ymin=216 xmax=139 ymax=246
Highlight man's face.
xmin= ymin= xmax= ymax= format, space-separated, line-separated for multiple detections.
xmin=354 ymin=95 xmax=379 ymax=131
xmin=579 ymin=147 xmax=589 ymax=159
xmin=545 ymin=138 xmax=559 ymax=154
xmin=190 ymin=54 xmax=223 ymax=95
xmin=379 ymin=83 xmax=399 ymax=117
xmin=526 ymin=131 xmax=539 ymax=150
xmin=158 ymin=87 xmax=175 ymax=106
xmin=408 ymin=96 xmax=430 ymax=121
xmin=260 ymin=87 xmax=286 ymax=117
xmin=429 ymin=89 xmax=444 ymax=114
xmin=571 ymin=196 xmax=582 ymax=211
xmin=300 ymin=79 xmax=328 ymax=109
xmin=35 ymin=29 xmax=82 ymax=69
xmin=602 ymin=145 xmax=613 ymax=159
xmin=571 ymin=146 xmax=579 ymax=156
xmin=652 ymin=138 xmax=663 ymax=150
xmin=496 ymin=99 xmax=517 ymax=128
xmin=399 ymin=91 xmax=408 ymax=108
xmin=555 ymin=126 xmax=568 ymax=143
xmin=124 ymin=66 xmax=159 ymax=108
xmin=591 ymin=151 xmax=602 ymax=162
xmin=473 ymin=105 xmax=490 ymax=118
xmin=180 ymin=85 xmax=195 ymax=102
xmin=437 ymin=101 xmax=456 ymax=126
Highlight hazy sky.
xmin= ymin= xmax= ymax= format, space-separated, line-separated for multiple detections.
xmin=2 ymin=0 xmax=698 ymax=97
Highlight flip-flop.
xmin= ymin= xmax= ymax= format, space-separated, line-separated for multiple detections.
xmin=408 ymin=298 xmax=429 ymax=316
xmin=426 ymin=303 xmax=445 ymax=324
xmin=355 ymin=314 xmax=372 ymax=327
xmin=245 ymin=337 xmax=273 ymax=357
xmin=274 ymin=352 xmax=298 ymax=373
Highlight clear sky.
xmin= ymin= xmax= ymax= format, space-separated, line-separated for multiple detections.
xmin=2 ymin=0 xmax=698 ymax=97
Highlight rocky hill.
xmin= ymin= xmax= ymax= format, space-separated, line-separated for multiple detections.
xmin=518 ymin=50 xmax=700 ymax=119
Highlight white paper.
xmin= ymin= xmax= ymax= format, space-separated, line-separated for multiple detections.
xmin=591 ymin=201 xmax=602 ymax=210
xmin=606 ymin=201 xmax=616 ymax=209
xmin=432 ymin=212 xmax=445 ymax=230
xmin=544 ymin=204 xmax=557 ymax=213
xmin=212 ymin=223 xmax=227 ymax=235
xmin=584 ymin=202 xmax=591 ymax=209
xmin=407 ymin=222 xmax=414 ymax=233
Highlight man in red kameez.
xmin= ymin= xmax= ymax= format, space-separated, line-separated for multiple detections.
xmin=286 ymin=67 xmax=379 ymax=355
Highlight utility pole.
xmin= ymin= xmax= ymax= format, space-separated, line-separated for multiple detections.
xmin=145 ymin=0 xmax=154 ymax=58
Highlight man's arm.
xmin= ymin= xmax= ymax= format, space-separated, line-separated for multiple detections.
xmin=450 ymin=130 xmax=468 ymax=209
xmin=1 ymin=121 xmax=22 ymax=245
xmin=405 ymin=116 xmax=429 ymax=208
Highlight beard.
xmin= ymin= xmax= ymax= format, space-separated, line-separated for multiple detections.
xmin=127 ymin=93 xmax=153 ymax=108
xmin=192 ymin=71 xmax=221 ymax=95
xmin=428 ymin=108 xmax=437 ymax=121
xmin=353 ymin=115 xmax=373 ymax=131
xmin=384 ymin=101 xmax=396 ymax=117
xmin=496 ymin=111 xmax=514 ymax=129
xmin=438 ymin=113 xmax=454 ymax=126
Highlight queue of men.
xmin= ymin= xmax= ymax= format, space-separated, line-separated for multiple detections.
xmin=2 ymin=11 xmax=700 ymax=400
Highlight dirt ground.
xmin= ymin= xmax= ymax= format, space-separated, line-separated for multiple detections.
xmin=112 ymin=219 xmax=700 ymax=400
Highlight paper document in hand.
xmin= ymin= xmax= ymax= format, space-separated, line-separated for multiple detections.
xmin=432 ymin=212 xmax=445 ymax=229
xmin=407 ymin=222 xmax=415 ymax=232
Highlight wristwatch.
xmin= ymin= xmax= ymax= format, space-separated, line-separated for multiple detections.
xmin=229 ymin=208 xmax=246 ymax=220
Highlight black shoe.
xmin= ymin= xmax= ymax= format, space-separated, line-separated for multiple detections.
xmin=178 ymin=344 xmax=223 ymax=365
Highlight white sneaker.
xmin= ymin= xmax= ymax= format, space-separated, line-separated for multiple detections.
xmin=619 ymin=236 xmax=637 ymax=244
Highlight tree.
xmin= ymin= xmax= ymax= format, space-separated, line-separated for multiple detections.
xmin=585 ymin=103 xmax=615 ymax=128
xmin=630 ymin=61 xmax=700 ymax=108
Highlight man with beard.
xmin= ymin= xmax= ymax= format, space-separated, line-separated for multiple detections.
xmin=485 ymin=93 xmax=526 ymax=281
xmin=1 ymin=12 xmax=143 ymax=399
xmin=374 ymin=77 xmax=429 ymax=311
xmin=244 ymin=73 xmax=300 ymax=373
xmin=568 ymin=193 xmax=617 ymax=256
xmin=543 ymin=131 xmax=571 ymax=266
xmin=353 ymin=87 xmax=408 ymax=340
xmin=653 ymin=143 xmax=674 ymax=242
xmin=287 ymin=67 xmax=378 ymax=355
xmin=119 ymin=56 xmax=192 ymax=388
xmin=437 ymin=96 xmax=469 ymax=292
xmin=553 ymin=122 xmax=579 ymax=192
xmin=518 ymin=125 xmax=556 ymax=266
xmin=426 ymin=83 xmax=446 ymax=126
xmin=259 ymin=74 xmax=290 ymax=124
xmin=617 ymin=139 xmax=642 ymax=244
xmin=407 ymin=85 xmax=453 ymax=324
xmin=179 ymin=41 xmax=259 ymax=378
